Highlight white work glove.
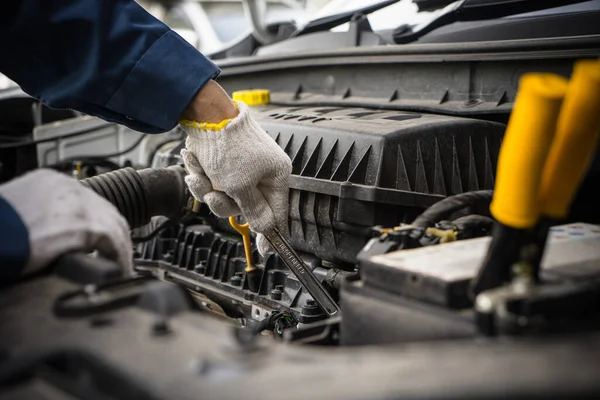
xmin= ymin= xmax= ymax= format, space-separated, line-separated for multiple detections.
xmin=180 ymin=100 xmax=292 ymax=255
xmin=0 ymin=169 xmax=132 ymax=276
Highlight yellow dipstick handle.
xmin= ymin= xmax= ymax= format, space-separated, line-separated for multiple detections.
xmin=539 ymin=60 xmax=600 ymax=219
xmin=490 ymin=73 xmax=568 ymax=229
xmin=228 ymin=216 xmax=256 ymax=272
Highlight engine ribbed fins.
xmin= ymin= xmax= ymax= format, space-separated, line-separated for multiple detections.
xmin=289 ymin=189 xmax=304 ymax=240
xmin=348 ymin=146 xmax=372 ymax=185
xmin=274 ymin=132 xmax=281 ymax=145
xmin=186 ymin=234 xmax=205 ymax=270
xmin=173 ymin=230 xmax=185 ymax=266
xmin=467 ymin=137 xmax=479 ymax=191
xmin=329 ymin=195 xmax=338 ymax=248
xmin=395 ymin=145 xmax=411 ymax=191
xmin=282 ymin=133 xmax=294 ymax=155
xmin=213 ymin=240 xmax=227 ymax=281
xmin=313 ymin=193 xmax=336 ymax=248
xmin=294 ymin=84 xmax=303 ymax=100
xmin=175 ymin=228 xmax=187 ymax=251
xmin=331 ymin=142 xmax=355 ymax=181
xmin=142 ymin=218 xmax=173 ymax=261
xmin=216 ymin=242 xmax=229 ymax=282
xmin=220 ymin=244 xmax=237 ymax=283
xmin=316 ymin=140 xmax=338 ymax=179
xmin=440 ymin=89 xmax=450 ymax=104
xmin=291 ymin=136 xmax=308 ymax=175
xmin=300 ymin=138 xmax=323 ymax=177
xmin=175 ymin=230 xmax=195 ymax=268
xmin=497 ymin=91 xmax=509 ymax=106
xmin=305 ymin=192 xmax=321 ymax=245
xmin=183 ymin=232 xmax=196 ymax=269
xmin=432 ymin=138 xmax=447 ymax=196
xmin=299 ymin=191 xmax=308 ymax=241
xmin=450 ymin=136 xmax=464 ymax=194
xmin=414 ymin=141 xmax=430 ymax=193
xmin=206 ymin=239 xmax=222 ymax=278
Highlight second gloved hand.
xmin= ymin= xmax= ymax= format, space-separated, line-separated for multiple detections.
xmin=0 ymin=169 xmax=132 ymax=277
xmin=180 ymin=100 xmax=292 ymax=255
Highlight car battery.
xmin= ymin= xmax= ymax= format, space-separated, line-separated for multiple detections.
xmin=341 ymin=223 xmax=600 ymax=345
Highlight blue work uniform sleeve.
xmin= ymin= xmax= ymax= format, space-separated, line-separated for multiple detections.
xmin=0 ymin=198 xmax=30 ymax=282
xmin=0 ymin=0 xmax=220 ymax=133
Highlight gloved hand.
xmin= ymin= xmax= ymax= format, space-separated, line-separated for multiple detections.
xmin=0 ymin=169 xmax=132 ymax=276
xmin=180 ymin=100 xmax=292 ymax=255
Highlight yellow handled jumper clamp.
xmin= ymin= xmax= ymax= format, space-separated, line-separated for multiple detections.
xmin=472 ymin=59 xmax=600 ymax=296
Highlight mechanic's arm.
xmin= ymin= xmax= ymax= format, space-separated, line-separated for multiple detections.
xmin=0 ymin=0 xmax=235 ymax=132
xmin=0 ymin=170 xmax=132 ymax=281
xmin=0 ymin=0 xmax=291 ymax=280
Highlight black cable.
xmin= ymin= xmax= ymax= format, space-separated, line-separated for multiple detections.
xmin=252 ymin=314 xmax=276 ymax=335
xmin=0 ymin=124 xmax=119 ymax=150
xmin=86 ymin=134 xmax=148 ymax=159
xmin=412 ymin=190 xmax=494 ymax=231
xmin=452 ymin=215 xmax=494 ymax=232
xmin=131 ymin=219 xmax=175 ymax=243
xmin=146 ymin=135 xmax=184 ymax=166
xmin=251 ymin=311 xmax=296 ymax=335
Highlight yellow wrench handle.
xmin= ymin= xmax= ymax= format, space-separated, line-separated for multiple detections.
xmin=490 ymin=73 xmax=568 ymax=229
xmin=228 ymin=216 xmax=255 ymax=272
xmin=539 ymin=59 xmax=600 ymax=219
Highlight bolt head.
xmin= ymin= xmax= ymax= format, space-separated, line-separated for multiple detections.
xmin=194 ymin=264 xmax=206 ymax=273
xmin=270 ymin=287 xmax=283 ymax=300
xmin=231 ymin=275 xmax=243 ymax=286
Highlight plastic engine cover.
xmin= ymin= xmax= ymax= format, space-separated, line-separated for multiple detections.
xmin=155 ymin=105 xmax=505 ymax=264
xmin=258 ymin=105 xmax=504 ymax=263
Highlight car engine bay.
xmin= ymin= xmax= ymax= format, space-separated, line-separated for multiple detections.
xmin=2 ymin=3 xmax=600 ymax=398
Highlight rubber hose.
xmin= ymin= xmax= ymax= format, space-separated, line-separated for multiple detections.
xmin=81 ymin=166 xmax=188 ymax=229
xmin=412 ymin=190 xmax=494 ymax=230
xmin=452 ymin=215 xmax=494 ymax=232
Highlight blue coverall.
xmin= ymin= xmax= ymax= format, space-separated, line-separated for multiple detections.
xmin=0 ymin=0 xmax=221 ymax=280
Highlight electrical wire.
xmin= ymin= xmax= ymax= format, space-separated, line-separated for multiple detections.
xmin=85 ymin=134 xmax=148 ymax=159
xmin=372 ymin=191 xmax=495 ymax=244
xmin=0 ymin=124 xmax=119 ymax=150
xmin=412 ymin=190 xmax=494 ymax=231
xmin=252 ymin=311 xmax=297 ymax=336
xmin=131 ymin=219 xmax=175 ymax=243
xmin=452 ymin=215 xmax=494 ymax=232
xmin=146 ymin=135 xmax=184 ymax=166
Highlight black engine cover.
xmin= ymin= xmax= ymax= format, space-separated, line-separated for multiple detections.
xmin=255 ymin=105 xmax=504 ymax=263
xmin=155 ymin=105 xmax=505 ymax=264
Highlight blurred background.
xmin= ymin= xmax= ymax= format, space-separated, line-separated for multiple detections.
xmin=0 ymin=0 xmax=438 ymax=93
xmin=136 ymin=0 xmax=432 ymax=55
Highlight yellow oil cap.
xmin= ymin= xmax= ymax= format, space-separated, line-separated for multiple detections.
xmin=232 ymin=89 xmax=270 ymax=105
